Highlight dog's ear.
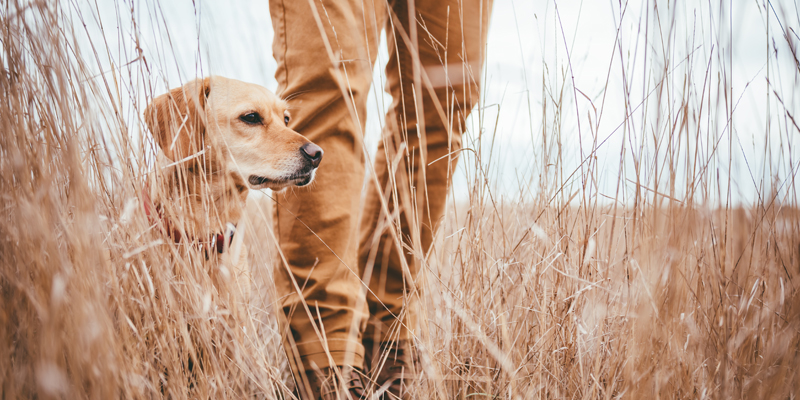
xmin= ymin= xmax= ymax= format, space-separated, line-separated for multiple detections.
xmin=144 ymin=77 xmax=212 ymax=164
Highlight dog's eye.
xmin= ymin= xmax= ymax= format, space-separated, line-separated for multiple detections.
xmin=283 ymin=112 xmax=291 ymax=126
xmin=240 ymin=112 xmax=262 ymax=124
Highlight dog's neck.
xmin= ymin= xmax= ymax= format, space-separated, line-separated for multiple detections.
xmin=148 ymin=153 xmax=249 ymax=238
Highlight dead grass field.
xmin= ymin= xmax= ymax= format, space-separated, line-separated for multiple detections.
xmin=1 ymin=1 xmax=799 ymax=399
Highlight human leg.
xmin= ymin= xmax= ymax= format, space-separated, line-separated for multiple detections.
xmin=358 ymin=0 xmax=493 ymax=360
xmin=269 ymin=0 xmax=385 ymax=380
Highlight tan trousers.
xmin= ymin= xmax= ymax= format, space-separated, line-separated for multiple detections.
xmin=270 ymin=0 xmax=492 ymax=371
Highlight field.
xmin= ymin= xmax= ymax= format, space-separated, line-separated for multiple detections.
xmin=1 ymin=1 xmax=799 ymax=399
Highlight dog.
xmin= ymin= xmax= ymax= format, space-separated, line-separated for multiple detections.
xmin=142 ymin=76 xmax=322 ymax=303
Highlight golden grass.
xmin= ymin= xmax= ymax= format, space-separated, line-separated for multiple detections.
xmin=1 ymin=1 xmax=799 ymax=399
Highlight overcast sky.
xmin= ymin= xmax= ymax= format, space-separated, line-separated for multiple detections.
xmin=77 ymin=0 xmax=800 ymax=206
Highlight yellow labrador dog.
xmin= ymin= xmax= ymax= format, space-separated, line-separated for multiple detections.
xmin=143 ymin=76 xmax=322 ymax=302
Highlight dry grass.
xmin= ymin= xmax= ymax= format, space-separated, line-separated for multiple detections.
xmin=1 ymin=1 xmax=799 ymax=399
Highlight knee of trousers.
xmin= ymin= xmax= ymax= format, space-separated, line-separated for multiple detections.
xmin=279 ymin=76 xmax=372 ymax=143
xmin=382 ymin=83 xmax=480 ymax=153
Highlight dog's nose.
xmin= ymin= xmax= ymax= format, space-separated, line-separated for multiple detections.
xmin=300 ymin=142 xmax=323 ymax=168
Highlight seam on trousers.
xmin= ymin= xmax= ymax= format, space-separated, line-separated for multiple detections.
xmin=279 ymin=0 xmax=288 ymax=88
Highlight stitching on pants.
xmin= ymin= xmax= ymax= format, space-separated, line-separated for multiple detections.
xmin=279 ymin=0 xmax=288 ymax=87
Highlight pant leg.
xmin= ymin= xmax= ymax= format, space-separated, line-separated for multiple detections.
xmin=270 ymin=0 xmax=385 ymax=371
xmin=358 ymin=0 xmax=493 ymax=344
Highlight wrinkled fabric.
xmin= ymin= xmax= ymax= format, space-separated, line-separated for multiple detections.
xmin=270 ymin=0 xmax=492 ymax=372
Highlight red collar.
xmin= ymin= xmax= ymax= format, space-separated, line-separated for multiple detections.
xmin=142 ymin=187 xmax=234 ymax=254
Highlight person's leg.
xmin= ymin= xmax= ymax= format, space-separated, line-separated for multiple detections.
xmin=359 ymin=0 xmax=493 ymax=351
xmin=269 ymin=0 xmax=385 ymax=382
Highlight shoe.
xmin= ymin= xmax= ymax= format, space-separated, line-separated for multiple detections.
xmin=299 ymin=366 xmax=366 ymax=400
xmin=364 ymin=340 xmax=417 ymax=400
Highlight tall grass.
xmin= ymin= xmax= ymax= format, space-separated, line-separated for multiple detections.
xmin=1 ymin=1 xmax=798 ymax=399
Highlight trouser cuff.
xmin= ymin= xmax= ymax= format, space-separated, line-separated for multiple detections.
xmin=292 ymin=338 xmax=365 ymax=371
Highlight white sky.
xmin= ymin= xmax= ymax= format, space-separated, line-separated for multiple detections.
xmin=75 ymin=0 xmax=800 ymax=206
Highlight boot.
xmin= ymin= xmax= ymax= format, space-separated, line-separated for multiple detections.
xmin=298 ymin=366 xmax=366 ymax=400
xmin=364 ymin=340 xmax=417 ymax=400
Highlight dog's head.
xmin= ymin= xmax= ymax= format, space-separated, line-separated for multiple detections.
xmin=144 ymin=76 xmax=322 ymax=190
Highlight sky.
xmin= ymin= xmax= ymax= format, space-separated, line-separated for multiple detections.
xmin=75 ymin=0 xmax=800 ymax=207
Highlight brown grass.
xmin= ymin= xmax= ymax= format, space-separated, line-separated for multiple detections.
xmin=1 ymin=1 xmax=799 ymax=399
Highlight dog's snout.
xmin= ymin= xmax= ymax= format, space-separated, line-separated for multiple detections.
xmin=300 ymin=143 xmax=323 ymax=168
